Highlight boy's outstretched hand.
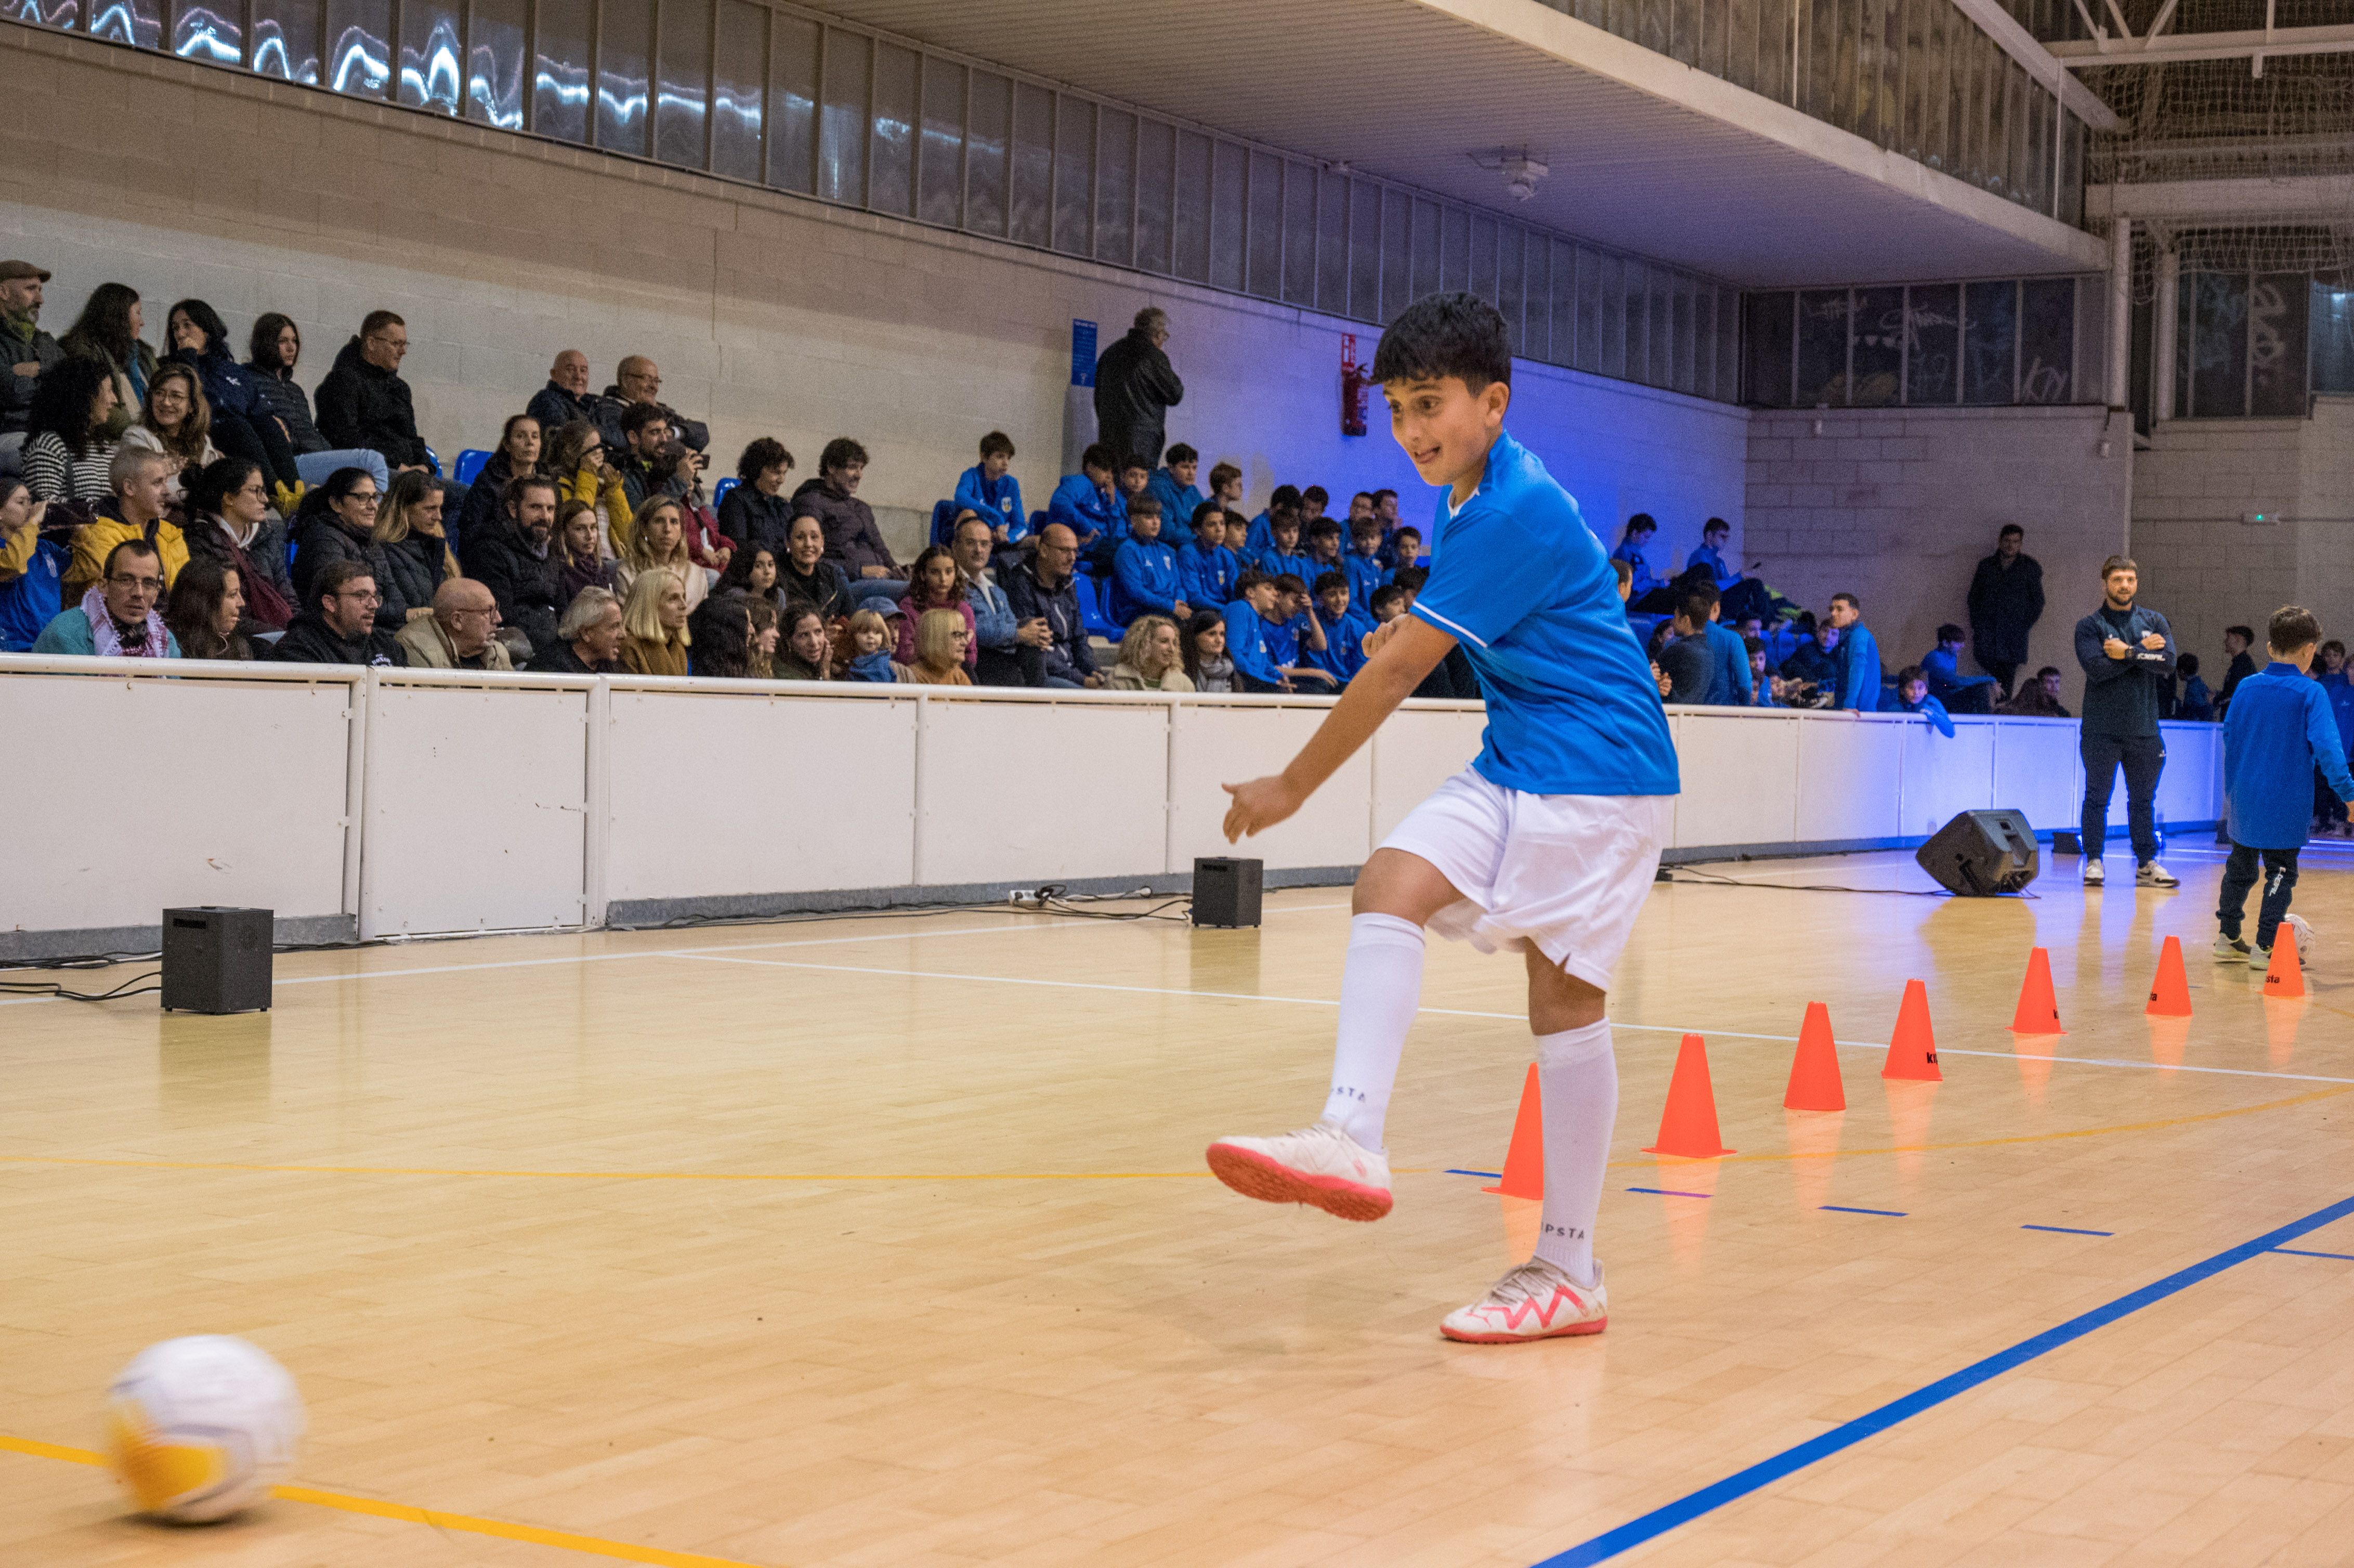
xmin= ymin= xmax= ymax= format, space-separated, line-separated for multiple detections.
xmin=1223 ymin=775 xmax=1305 ymax=841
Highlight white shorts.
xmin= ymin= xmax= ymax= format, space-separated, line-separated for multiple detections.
xmin=1379 ymin=768 xmax=1673 ymax=992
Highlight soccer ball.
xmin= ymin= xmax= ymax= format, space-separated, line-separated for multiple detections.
xmin=103 ymin=1336 xmax=304 ymax=1523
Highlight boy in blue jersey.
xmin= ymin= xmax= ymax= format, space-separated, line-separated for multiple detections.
xmin=2216 ymin=606 xmax=2354 ymax=963
xmin=951 ymin=431 xmax=1025 ymax=545
xmin=1260 ymin=573 xmax=1334 ymax=688
xmin=1145 ymin=443 xmax=1204 ymax=551
xmin=1305 ymin=570 xmax=1373 ymax=686
xmin=1208 ymin=294 xmax=1680 ymax=1344
xmin=1176 ymin=505 xmax=1239 ymax=611
xmin=1342 ymin=516 xmax=1387 ymax=607
xmin=1047 ymin=443 xmax=1122 ymax=556
xmin=1223 ymin=571 xmax=1329 ymax=693
xmin=1108 ymin=497 xmax=1189 ymax=625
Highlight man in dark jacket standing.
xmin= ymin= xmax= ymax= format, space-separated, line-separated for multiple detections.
xmin=0 ymin=259 xmax=63 ymax=444
xmin=268 ymin=559 xmax=406 ymax=666
xmin=792 ymin=437 xmax=902 ymax=592
xmin=1002 ymin=522 xmax=1100 ymax=688
xmin=1966 ymin=524 xmax=2043 ymax=699
xmin=315 ymin=311 xmax=431 ymax=472
xmin=1093 ymin=307 xmax=1183 ymax=468
xmin=2074 ymin=554 xmax=2178 ymax=890
xmin=460 ymin=475 xmax=566 ymax=659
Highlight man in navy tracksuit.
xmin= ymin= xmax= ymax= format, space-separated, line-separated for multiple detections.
xmin=2073 ymin=555 xmax=2178 ymax=888
xmin=2217 ymin=605 xmax=2354 ymax=962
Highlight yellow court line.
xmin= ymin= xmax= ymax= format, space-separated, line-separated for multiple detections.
xmin=0 ymin=1435 xmax=773 ymax=1567
xmin=1608 ymin=1082 xmax=2354 ymax=1168
xmin=0 ymin=1155 xmax=1226 ymax=1180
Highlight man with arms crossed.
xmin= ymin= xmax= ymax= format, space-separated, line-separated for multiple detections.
xmin=1207 ymin=293 xmax=1680 ymax=1343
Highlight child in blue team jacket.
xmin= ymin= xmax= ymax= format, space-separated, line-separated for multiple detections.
xmin=1895 ymin=666 xmax=1953 ymax=737
xmin=2218 ymin=605 xmax=2354 ymax=963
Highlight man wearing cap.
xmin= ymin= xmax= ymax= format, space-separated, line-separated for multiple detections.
xmin=0 ymin=260 xmax=62 ymax=463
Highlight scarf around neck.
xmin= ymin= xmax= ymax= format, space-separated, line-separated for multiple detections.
xmin=81 ymin=584 xmax=167 ymax=657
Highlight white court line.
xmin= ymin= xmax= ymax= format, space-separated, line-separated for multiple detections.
xmin=0 ymin=901 xmax=1351 ymax=1008
xmin=666 ymin=953 xmax=2354 ymax=1086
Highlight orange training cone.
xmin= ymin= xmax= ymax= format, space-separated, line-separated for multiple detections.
xmin=1784 ymin=1002 xmax=1846 ymax=1112
xmin=2265 ymin=926 xmax=2306 ymax=999
xmin=1482 ymin=1063 xmax=1545 ymax=1197
xmin=2146 ymin=935 xmax=2193 ymax=1016
xmin=1646 ymin=1035 xmax=1735 ymax=1157
xmin=1881 ymin=980 xmax=1943 ymax=1081
xmin=2009 ymin=947 xmax=2065 ymax=1035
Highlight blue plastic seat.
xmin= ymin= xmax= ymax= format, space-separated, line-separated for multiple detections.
xmin=930 ymin=499 xmax=959 ymax=546
xmin=1078 ymin=577 xmax=1122 ymax=641
xmin=452 ymin=448 xmax=492 ymax=487
xmin=715 ymin=476 xmax=739 ymax=506
xmin=423 ymin=445 xmax=442 ymax=477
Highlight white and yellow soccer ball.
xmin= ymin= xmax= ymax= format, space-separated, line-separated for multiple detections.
xmin=103 ymin=1336 xmax=304 ymax=1523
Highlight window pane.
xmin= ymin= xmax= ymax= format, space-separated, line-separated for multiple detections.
xmin=1411 ymin=199 xmax=1441 ymax=301
xmin=1440 ymin=206 xmax=1469 ymax=294
xmin=1575 ymin=246 xmax=1603 ymax=374
xmin=1172 ymin=130 xmax=1210 ymax=282
xmin=1850 ymin=284 xmax=1901 ymax=404
xmin=464 ymin=0 xmax=523 ymax=128
xmin=2250 ymin=271 xmax=2308 ymax=416
xmin=1349 ymin=178 xmax=1381 ymax=322
xmin=2312 ymin=279 xmax=2354 ymax=394
xmin=399 ymin=0 xmax=459 ymax=112
xmin=1210 ymin=140 xmax=1245 ymax=293
xmin=1052 ymin=96 xmax=1094 ymax=257
xmin=653 ymin=0 xmax=709 ymax=168
xmin=1921 ymin=0 xmax=1950 ymax=169
xmin=1797 ymin=288 xmax=1848 ymax=404
xmin=1553 ymin=242 xmax=1583 ymax=370
xmin=1717 ymin=286 xmax=1742 ymax=401
xmin=1649 ymin=269 xmax=1673 ymax=386
xmin=1095 ymin=108 xmax=1135 ymax=268
xmin=1379 ymin=188 xmax=1410 ymax=323
xmin=1497 ymin=224 xmax=1525 ymax=352
xmin=1316 ymin=169 xmax=1349 ymax=315
xmin=325 ymin=0 xmax=388 ymax=95
xmin=709 ymin=0 xmax=765 ymax=184
xmin=1676 ymin=276 xmax=1698 ymax=394
xmin=253 ymin=0 xmax=318 ymax=81
xmin=1905 ymin=282 xmax=1958 ymax=403
xmin=965 ymin=71 xmax=1008 ymax=237
xmin=1729 ymin=0 xmax=1760 ymax=92
xmin=816 ymin=28 xmax=868 ymax=205
xmin=2017 ymin=276 xmax=2076 ymax=403
xmin=868 ymin=41 xmax=915 ymax=217
xmin=595 ymin=0 xmax=649 ymax=155
xmin=1135 ymin=119 xmax=1173 ymax=274
xmin=1672 ymin=0 xmax=1702 ymax=63
xmin=1625 ymin=262 xmax=1651 ymax=383
xmin=918 ymin=57 xmax=966 ymax=230
xmin=1963 ymin=278 xmax=2018 ymax=404
xmin=1692 ymin=284 xmax=1714 ymax=394
xmin=1010 ymin=81 xmax=1053 ymax=249
xmin=1283 ymin=160 xmax=1316 ymax=307
xmin=1598 ymin=254 xmax=1627 ymax=378
xmin=1245 ymin=150 xmax=1281 ymax=298
xmin=768 ymin=13 xmax=817 ymax=193
xmin=1468 ymin=215 xmax=1497 ymax=306
xmin=1746 ymin=291 xmax=1795 ymax=405
xmin=172 ymin=0 xmax=240 ymax=63
xmin=529 ymin=0 xmax=585 ymax=139
xmin=90 ymin=0 xmax=160 ymax=48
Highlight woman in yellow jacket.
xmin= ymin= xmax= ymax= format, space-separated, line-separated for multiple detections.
xmin=543 ymin=417 xmax=632 ymax=556
xmin=67 ymin=447 xmax=187 ymax=594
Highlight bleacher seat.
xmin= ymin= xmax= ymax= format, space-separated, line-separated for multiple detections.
xmin=1076 ymin=577 xmax=1121 ymax=642
xmin=453 ymin=448 xmax=492 ymax=486
xmin=423 ymin=446 xmax=442 ymax=477
xmin=715 ymin=477 xmax=739 ymax=506
xmin=930 ymin=499 xmax=959 ymax=546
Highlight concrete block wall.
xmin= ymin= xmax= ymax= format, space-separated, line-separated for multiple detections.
xmin=0 ymin=22 xmax=1746 ymax=558
xmin=1746 ymin=405 xmax=2132 ymax=705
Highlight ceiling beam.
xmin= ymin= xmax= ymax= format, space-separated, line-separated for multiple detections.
xmin=2050 ymin=20 xmax=2354 ymax=65
xmin=2088 ymin=172 xmax=2354 ymax=219
xmin=1945 ymin=0 xmax=2123 ymax=129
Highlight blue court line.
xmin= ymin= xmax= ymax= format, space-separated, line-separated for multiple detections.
xmin=1528 ymin=1188 xmax=2354 ymax=1567
xmin=1445 ymin=1169 xmax=1503 ymax=1179
xmin=1627 ymin=1187 xmax=1712 ymax=1198
xmin=2272 ymin=1247 xmax=2354 ymax=1261
xmin=2021 ymin=1224 xmax=2114 ymax=1236
xmin=1820 ymin=1205 xmax=1907 ymax=1217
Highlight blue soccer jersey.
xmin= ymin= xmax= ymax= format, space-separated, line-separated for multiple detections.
xmin=1406 ymin=431 xmax=1680 ymax=798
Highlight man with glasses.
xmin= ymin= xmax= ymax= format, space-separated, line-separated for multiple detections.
xmin=1001 ymin=521 xmax=1101 ymax=689
xmin=31 ymin=538 xmax=178 ymax=657
xmin=68 ymin=447 xmax=185 ymax=594
xmin=267 ymin=558 xmax=406 ymax=666
xmin=595 ymin=355 xmax=708 ymax=456
xmin=396 ymin=578 xmax=512 ymax=670
xmin=316 ymin=309 xmax=431 ymax=475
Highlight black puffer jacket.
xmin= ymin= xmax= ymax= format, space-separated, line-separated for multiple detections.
xmin=375 ymin=534 xmax=446 ymax=631
xmin=266 ymin=609 xmax=406 ymax=667
xmin=789 ymin=475 xmax=898 ymax=580
xmin=461 ymin=516 xmax=565 ymax=657
xmin=313 ymin=337 xmax=429 ymax=468
xmin=289 ymin=510 xmax=387 ymax=605
xmin=718 ymin=485 xmax=795 ymax=556
xmin=244 ymin=361 xmax=328 ymax=453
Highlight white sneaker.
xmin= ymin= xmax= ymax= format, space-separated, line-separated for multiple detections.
xmin=1439 ymin=1259 xmax=1608 ymax=1343
xmin=2083 ymin=858 xmax=2105 ymax=886
xmin=1205 ymin=1122 xmax=1392 ymax=1222
xmin=2214 ymin=934 xmax=2251 ymax=963
xmin=2138 ymin=860 xmax=2179 ymax=887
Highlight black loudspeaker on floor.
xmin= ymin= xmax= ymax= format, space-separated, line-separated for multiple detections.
xmin=1915 ymin=811 xmax=2040 ymax=896
xmin=160 ymin=907 xmax=274 ymax=1014
xmin=1192 ymin=859 xmax=1264 ymax=927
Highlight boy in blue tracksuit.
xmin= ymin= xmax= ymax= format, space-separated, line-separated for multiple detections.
xmin=1683 ymin=517 xmax=1741 ymax=592
xmin=1895 ymin=666 xmax=1954 ymax=737
xmin=1047 ymin=442 xmax=1123 ymax=555
xmin=1258 ymin=573 xmax=1332 ymax=687
xmin=1343 ymin=517 xmax=1387 ymax=608
xmin=1108 ymin=498 xmax=1186 ymax=625
xmin=2218 ymin=606 xmax=2354 ymax=962
xmin=1177 ymin=506 xmax=1239 ymax=610
xmin=1827 ymin=592 xmax=1882 ymax=711
xmin=1683 ymin=581 xmax=1751 ymax=706
xmin=1242 ymin=484 xmax=1301 ymax=557
xmin=951 ymin=430 xmax=1026 ymax=545
xmin=1252 ymin=514 xmax=1315 ymax=585
xmin=1306 ymin=570 xmax=1374 ymax=687
xmin=1146 ymin=444 xmax=1204 ymax=551
xmin=1222 ymin=572 xmax=1303 ymax=692
xmin=1207 ymin=292 xmax=1680 ymax=1345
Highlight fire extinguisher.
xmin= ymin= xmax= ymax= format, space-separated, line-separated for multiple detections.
xmin=1340 ymin=333 xmax=1368 ymax=438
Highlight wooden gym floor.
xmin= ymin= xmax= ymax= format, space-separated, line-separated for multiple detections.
xmin=8 ymin=843 xmax=2354 ymax=1567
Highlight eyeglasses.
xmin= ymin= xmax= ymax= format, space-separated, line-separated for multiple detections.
xmin=368 ymin=335 xmax=409 ymax=354
xmin=107 ymin=574 xmax=163 ymax=592
xmin=344 ymin=492 xmax=381 ymax=508
xmin=336 ymin=589 xmax=383 ymax=605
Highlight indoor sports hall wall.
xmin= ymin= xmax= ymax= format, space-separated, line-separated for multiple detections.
xmin=0 ymin=661 xmax=2222 ymax=958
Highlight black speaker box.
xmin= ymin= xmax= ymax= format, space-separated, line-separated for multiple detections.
xmin=1915 ymin=811 xmax=2039 ymax=897
xmin=1191 ymin=858 xmax=1264 ymax=927
xmin=160 ymin=907 xmax=274 ymax=1014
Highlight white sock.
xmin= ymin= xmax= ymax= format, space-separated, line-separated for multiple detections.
xmin=1317 ymin=913 xmax=1426 ymax=1151
xmin=1530 ymin=1019 xmax=1618 ymax=1288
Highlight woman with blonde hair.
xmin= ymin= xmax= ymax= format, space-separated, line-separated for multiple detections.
xmin=615 ymin=494 xmax=707 ymax=615
xmin=119 ymin=361 xmax=218 ymax=495
xmin=903 ymin=607 xmax=974 ymax=686
xmin=618 ymin=567 xmax=690 ymax=675
xmin=1107 ymin=613 xmax=1195 ymax=691
xmin=370 ymin=467 xmax=459 ymax=626
xmin=543 ymin=417 xmax=631 ymax=554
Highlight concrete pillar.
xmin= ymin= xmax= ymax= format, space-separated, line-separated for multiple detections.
xmin=2153 ymin=248 xmax=2180 ymax=423
xmin=2109 ymin=219 xmax=2133 ymax=409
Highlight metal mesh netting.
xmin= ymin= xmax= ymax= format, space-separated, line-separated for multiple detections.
xmin=2070 ymin=0 xmax=2354 ymax=294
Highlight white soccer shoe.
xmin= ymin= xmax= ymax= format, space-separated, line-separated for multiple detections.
xmin=1204 ymin=1122 xmax=1392 ymax=1222
xmin=1439 ymin=1259 xmax=1608 ymax=1344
